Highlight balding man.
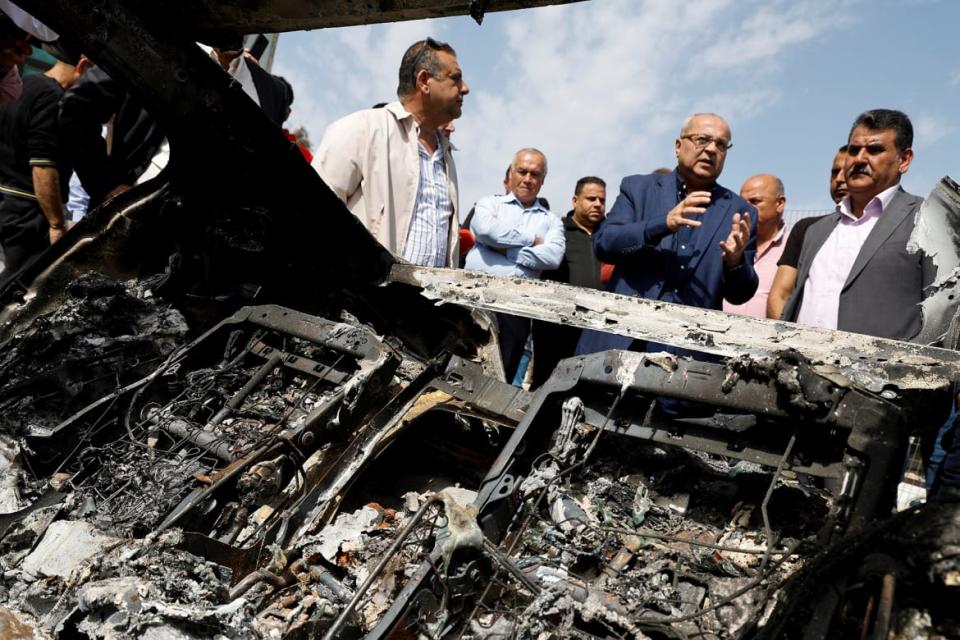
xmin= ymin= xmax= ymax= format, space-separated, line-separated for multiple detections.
xmin=578 ymin=113 xmax=757 ymax=356
xmin=466 ymin=148 xmax=564 ymax=381
xmin=314 ymin=38 xmax=469 ymax=266
xmin=724 ymin=174 xmax=787 ymax=318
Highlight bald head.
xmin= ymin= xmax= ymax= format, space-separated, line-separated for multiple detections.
xmin=680 ymin=113 xmax=729 ymax=138
xmin=740 ymin=174 xmax=785 ymax=228
xmin=676 ymin=113 xmax=732 ymax=189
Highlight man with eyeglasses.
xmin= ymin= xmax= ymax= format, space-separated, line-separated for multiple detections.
xmin=782 ymin=109 xmax=931 ymax=341
xmin=577 ymin=112 xmax=757 ymax=357
xmin=313 ymin=38 xmax=468 ymax=267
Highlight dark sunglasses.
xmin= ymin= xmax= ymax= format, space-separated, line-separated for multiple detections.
xmin=410 ymin=37 xmax=442 ymax=81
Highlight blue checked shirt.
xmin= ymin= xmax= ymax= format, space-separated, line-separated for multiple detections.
xmin=402 ymin=134 xmax=452 ymax=267
xmin=464 ymin=193 xmax=565 ymax=278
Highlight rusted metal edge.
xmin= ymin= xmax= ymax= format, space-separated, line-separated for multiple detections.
xmin=389 ymin=264 xmax=960 ymax=392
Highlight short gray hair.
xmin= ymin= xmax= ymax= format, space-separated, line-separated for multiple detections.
xmin=512 ymin=148 xmax=548 ymax=177
xmin=770 ymin=175 xmax=785 ymax=197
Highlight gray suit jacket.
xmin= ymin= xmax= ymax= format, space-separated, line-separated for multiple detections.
xmin=782 ymin=187 xmax=932 ymax=341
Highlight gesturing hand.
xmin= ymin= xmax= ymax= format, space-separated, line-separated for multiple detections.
xmin=666 ymin=191 xmax=711 ymax=233
xmin=720 ymin=211 xmax=751 ymax=268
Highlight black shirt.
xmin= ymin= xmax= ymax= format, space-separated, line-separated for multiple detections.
xmin=59 ymin=67 xmax=164 ymax=208
xmin=0 ymin=73 xmax=64 ymax=205
xmin=541 ymin=212 xmax=604 ymax=290
xmin=777 ymin=215 xmax=828 ymax=268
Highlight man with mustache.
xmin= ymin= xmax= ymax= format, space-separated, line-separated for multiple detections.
xmin=765 ymin=145 xmax=847 ymax=319
xmin=314 ymin=38 xmax=468 ymax=267
xmin=577 ymin=112 xmax=757 ymax=357
xmin=782 ymin=109 xmax=931 ymax=340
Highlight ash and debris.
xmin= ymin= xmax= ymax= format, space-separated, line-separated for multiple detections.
xmin=0 ymin=277 xmax=955 ymax=638
xmin=760 ymin=494 xmax=960 ymax=639
xmin=0 ymin=271 xmax=187 ymax=438
xmin=0 ymin=527 xmax=255 ymax=639
xmin=0 ymin=271 xmax=188 ymax=519
xmin=251 ymin=489 xmax=475 ymax=637
xmin=62 ymin=336 xmax=339 ymax=539
xmin=0 ymin=435 xmax=40 ymax=515
xmin=473 ymin=434 xmax=829 ymax=639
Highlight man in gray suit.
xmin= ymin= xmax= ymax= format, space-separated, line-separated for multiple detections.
xmin=782 ymin=109 xmax=932 ymax=341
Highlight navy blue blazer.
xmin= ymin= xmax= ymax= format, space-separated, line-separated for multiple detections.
xmin=578 ymin=170 xmax=758 ymax=354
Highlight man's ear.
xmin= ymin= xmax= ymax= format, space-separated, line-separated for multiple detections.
xmin=898 ymin=148 xmax=914 ymax=175
xmin=415 ymin=68 xmax=431 ymax=94
xmin=77 ymin=55 xmax=94 ymax=75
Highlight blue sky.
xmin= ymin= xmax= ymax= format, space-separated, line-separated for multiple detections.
xmin=274 ymin=0 xmax=958 ymax=218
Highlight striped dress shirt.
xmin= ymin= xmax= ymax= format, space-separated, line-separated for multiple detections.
xmin=402 ymin=134 xmax=451 ymax=267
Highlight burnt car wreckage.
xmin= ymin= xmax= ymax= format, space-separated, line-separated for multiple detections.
xmin=1 ymin=1 xmax=960 ymax=639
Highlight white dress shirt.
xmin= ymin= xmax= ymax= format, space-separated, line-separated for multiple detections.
xmin=796 ymin=184 xmax=901 ymax=329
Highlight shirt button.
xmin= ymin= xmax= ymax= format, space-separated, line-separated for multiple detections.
xmin=680 ymin=265 xmax=686 ymax=270
xmin=681 ymin=245 xmax=687 ymax=250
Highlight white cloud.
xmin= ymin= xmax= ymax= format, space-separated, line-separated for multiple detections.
xmin=274 ymin=20 xmax=452 ymax=143
xmin=275 ymin=0 xmax=856 ymax=220
xmin=913 ymin=113 xmax=957 ymax=150
xmin=452 ymin=0 xmax=844 ymax=212
xmin=700 ymin=1 xmax=849 ymax=71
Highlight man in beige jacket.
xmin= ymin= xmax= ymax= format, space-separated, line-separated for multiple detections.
xmin=313 ymin=38 xmax=469 ymax=267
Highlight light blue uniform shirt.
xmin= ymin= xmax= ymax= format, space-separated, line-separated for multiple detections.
xmin=464 ymin=193 xmax=565 ymax=278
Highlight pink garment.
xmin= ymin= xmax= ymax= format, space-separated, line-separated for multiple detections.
xmin=0 ymin=65 xmax=22 ymax=103
xmin=724 ymin=225 xmax=788 ymax=318
xmin=795 ymin=184 xmax=900 ymax=329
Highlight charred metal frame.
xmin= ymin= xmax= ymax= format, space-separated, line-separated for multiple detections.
xmin=0 ymin=0 xmax=955 ymax=637
xmin=476 ymin=350 xmax=908 ymax=537
xmin=283 ymin=353 xmax=529 ymax=545
xmin=365 ymin=348 xmax=913 ymax=638
xmin=4 ymin=302 xmax=530 ymax=623
xmin=390 ymin=264 xmax=960 ymax=405
xmin=16 ymin=305 xmax=399 ymax=551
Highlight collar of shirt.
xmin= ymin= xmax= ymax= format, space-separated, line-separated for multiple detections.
xmin=501 ymin=192 xmax=548 ymax=212
xmin=772 ymin=224 xmax=786 ymax=243
xmin=675 ymin=172 xmax=719 ymax=202
xmin=392 ymin=101 xmax=456 ymax=157
xmin=386 ymin=101 xmax=415 ymax=123
xmin=837 ymin=184 xmax=900 ymax=224
xmin=756 ymin=223 xmax=786 ymax=260
xmin=417 ymin=131 xmax=444 ymax=162
xmin=676 ymin=173 xmax=688 ymax=202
